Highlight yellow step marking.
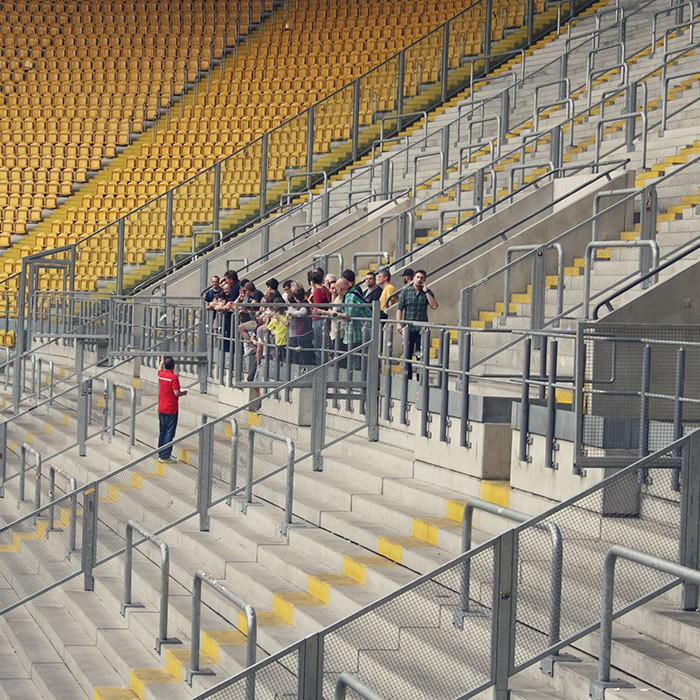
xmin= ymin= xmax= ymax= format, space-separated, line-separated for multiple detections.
xmin=307 ymin=572 xmax=358 ymax=604
xmin=164 ymin=647 xmax=212 ymax=680
xmin=470 ymin=320 xmax=486 ymax=329
xmin=129 ymin=668 xmax=177 ymax=699
xmin=247 ymin=411 xmax=261 ymax=427
xmin=447 ymin=499 xmax=467 ymax=524
xmin=177 ymin=448 xmax=192 ymax=464
xmin=237 ymin=610 xmax=288 ymax=634
xmin=377 ymin=534 xmax=431 ymax=564
xmin=555 ymin=388 xmax=573 ymax=405
xmin=131 ymin=468 xmax=165 ymax=489
xmin=412 ymin=516 xmax=460 ymax=546
xmin=273 ymin=591 xmax=323 ymax=623
xmin=102 ymin=483 xmax=139 ymax=503
xmin=510 ymin=293 xmax=531 ymax=304
xmin=201 ymin=629 xmax=247 ymax=662
xmin=480 ymin=480 xmax=510 ymax=508
xmin=342 ymin=553 xmax=395 ymax=585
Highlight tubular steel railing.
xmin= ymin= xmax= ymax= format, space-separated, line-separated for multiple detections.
xmin=243 ymin=427 xmax=296 ymax=535
xmin=187 ymin=571 xmax=257 ymax=699
xmin=193 ymin=430 xmax=700 ymax=700
xmin=121 ymin=520 xmax=180 ymax=653
xmin=46 ymin=466 xmax=77 ymax=558
xmin=0 ymin=341 xmax=374 ymax=621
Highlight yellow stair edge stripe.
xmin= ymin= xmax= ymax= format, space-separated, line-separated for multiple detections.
xmin=377 ymin=534 xmax=432 ymax=564
xmin=412 ymin=516 xmax=460 ymax=546
xmin=129 ymin=667 xmax=178 ymax=698
xmin=307 ymin=572 xmax=359 ymax=604
xmin=272 ymin=591 xmax=324 ymax=624
xmin=342 ymin=553 xmax=396 ymax=585
xmin=200 ymin=629 xmax=247 ymax=663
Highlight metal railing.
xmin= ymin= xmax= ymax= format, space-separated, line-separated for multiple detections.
xmin=0 ymin=340 xmax=376 ymax=620
xmin=193 ymin=430 xmax=700 ymax=700
xmin=242 ymin=427 xmax=296 ymax=535
xmin=187 ymin=570 xmax=257 ymax=698
xmin=460 ymin=154 xmax=700 ymax=371
xmin=121 ymin=520 xmax=179 ymax=653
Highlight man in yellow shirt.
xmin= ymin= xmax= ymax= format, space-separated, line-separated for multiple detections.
xmin=377 ymin=268 xmax=396 ymax=317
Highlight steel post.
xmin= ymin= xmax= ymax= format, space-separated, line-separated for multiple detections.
xmin=212 ymin=163 xmax=221 ymax=231
xmin=439 ymin=329 xmax=450 ymax=442
xmin=81 ymin=484 xmax=98 ymax=591
xmin=460 ymin=332 xmax=472 ymax=448
xmin=519 ymin=339 xmax=532 ymax=463
xmin=491 ymin=530 xmax=517 ymax=700
xmin=680 ymin=431 xmax=700 ymax=610
xmin=545 ymin=340 xmax=558 ymax=470
xmin=672 ymin=348 xmax=686 ymax=491
xmin=259 ymin=132 xmax=268 ymax=217
xmin=366 ymin=303 xmax=381 ymax=441
xmin=638 ymin=344 xmax=651 ymax=476
xmin=77 ymin=378 xmax=91 ymax=457
xmin=164 ymin=190 xmax=173 ymax=271
xmin=197 ymin=421 xmax=213 ymax=531
xmin=310 ymin=368 xmax=327 ymax=471
xmin=419 ymin=327 xmax=431 ymax=438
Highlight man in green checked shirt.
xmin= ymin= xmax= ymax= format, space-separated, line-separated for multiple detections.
xmin=396 ymin=269 xmax=438 ymax=379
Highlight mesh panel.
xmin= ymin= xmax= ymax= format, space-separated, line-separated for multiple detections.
xmin=513 ymin=453 xmax=682 ymax=668
xmin=579 ymin=324 xmax=700 ymax=462
xmin=0 ymin=490 xmax=84 ymax=613
xmin=196 ymin=644 xmax=301 ymax=700
xmin=320 ymin=545 xmax=495 ymax=700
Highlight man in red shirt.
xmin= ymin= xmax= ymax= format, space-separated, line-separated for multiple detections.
xmin=157 ymin=356 xmax=187 ymax=461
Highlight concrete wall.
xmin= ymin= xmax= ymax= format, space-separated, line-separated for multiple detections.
xmin=425 ymin=171 xmax=635 ymax=325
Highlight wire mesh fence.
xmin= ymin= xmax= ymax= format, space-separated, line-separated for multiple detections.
xmin=576 ymin=323 xmax=700 ymax=466
xmin=0 ymin=340 xmax=372 ymax=616
xmin=193 ymin=430 xmax=697 ymax=700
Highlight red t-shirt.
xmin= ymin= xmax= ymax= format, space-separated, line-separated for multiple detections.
xmin=158 ymin=369 xmax=181 ymax=414
xmin=311 ymin=286 xmax=331 ymax=320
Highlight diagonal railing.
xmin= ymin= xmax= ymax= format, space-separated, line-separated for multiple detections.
xmin=0 ymin=326 xmax=379 ymax=617
xmin=0 ymin=0 xmax=595 ymax=309
xmin=192 ymin=429 xmax=700 ymax=700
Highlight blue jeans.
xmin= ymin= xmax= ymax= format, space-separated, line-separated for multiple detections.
xmin=158 ymin=412 xmax=179 ymax=459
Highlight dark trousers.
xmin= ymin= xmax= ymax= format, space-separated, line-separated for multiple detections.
xmin=158 ymin=411 xmax=179 ymax=459
xmin=404 ymin=328 xmax=422 ymax=379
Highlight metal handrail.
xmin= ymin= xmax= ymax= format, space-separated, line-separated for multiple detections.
xmin=46 ymin=465 xmax=77 ymax=557
xmin=660 ymin=68 xmax=700 ymax=134
xmin=18 ymin=443 xmax=42 ymax=512
xmin=243 ymin=426 xmax=296 ymax=535
xmin=335 ymin=673 xmax=386 ymax=700
xmin=121 ymin=520 xmax=180 ymax=652
xmin=455 ymin=497 xmax=564 ymax=661
xmin=186 ymin=570 xmax=257 ymax=698
xmin=583 ymin=240 xmax=659 ymax=319
xmin=109 ymin=381 xmax=137 ymax=450
xmin=590 ymin=545 xmax=700 ymax=699
xmin=593 ymin=238 xmax=700 ymax=319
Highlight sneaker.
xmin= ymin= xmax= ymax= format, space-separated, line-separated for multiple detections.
xmin=158 ymin=456 xmax=175 ymax=463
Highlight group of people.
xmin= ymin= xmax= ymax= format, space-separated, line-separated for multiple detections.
xmin=201 ymin=264 xmax=438 ymax=378
xmin=156 ymin=265 xmax=438 ymax=462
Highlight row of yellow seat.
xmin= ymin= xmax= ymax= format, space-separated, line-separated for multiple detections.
xmin=0 ymin=0 xmax=519 ymax=297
